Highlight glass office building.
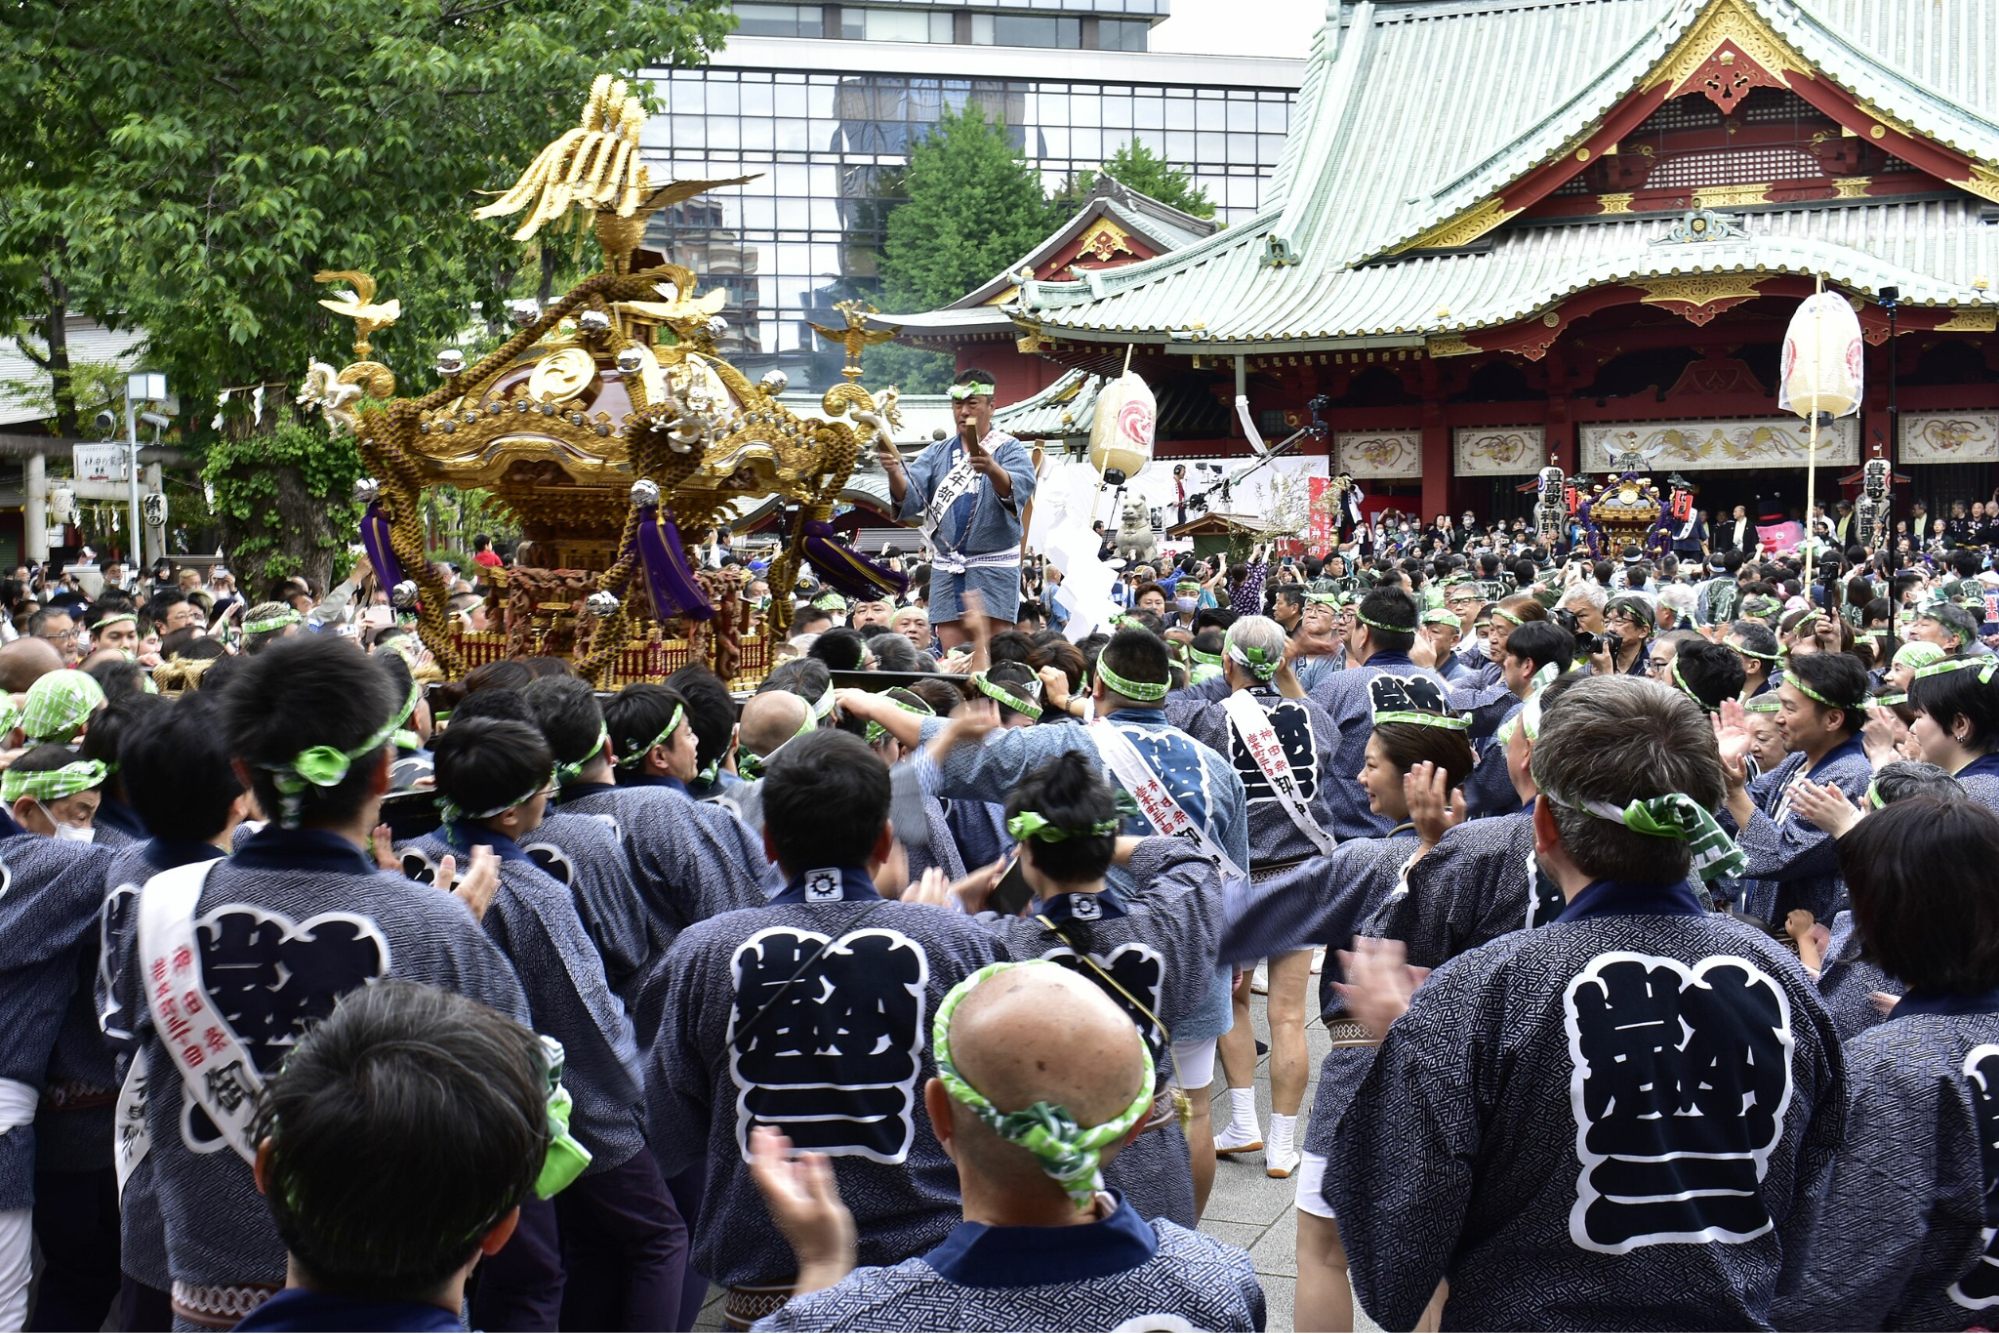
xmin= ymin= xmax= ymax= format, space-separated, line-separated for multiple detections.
xmin=641 ymin=5 xmax=1304 ymax=389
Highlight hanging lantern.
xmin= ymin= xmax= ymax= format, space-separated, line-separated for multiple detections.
xmin=1779 ymin=290 xmax=1865 ymax=420
xmin=1087 ymin=371 xmax=1156 ymax=479
xmin=49 ymin=485 xmax=75 ymax=526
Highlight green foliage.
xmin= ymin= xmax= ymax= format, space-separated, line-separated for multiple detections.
xmin=0 ymin=355 xmax=125 ymax=432
xmin=1053 ymin=140 xmax=1215 ymax=219
xmin=879 ymin=104 xmax=1057 ymax=313
xmin=202 ymin=424 xmax=365 ymax=594
xmin=1 ymin=0 xmax=733 ymax=416
xmin=861 ymin=341 xmax=958 ymax=395
xmin=0 ymin=0 xmax=730 ymax=579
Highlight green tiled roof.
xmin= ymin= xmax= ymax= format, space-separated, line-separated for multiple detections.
xmin=1015 ymin=0 xmax=1999 ymax=349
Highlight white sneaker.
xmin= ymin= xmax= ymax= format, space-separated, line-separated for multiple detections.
xmin=1251 ymin=961 xmax=1269 ymax=995
xmin=1310 ymin=946 xmax=1325 ymax=974
xmin=1265 ymin=1142 xmax=1301 ymax=1179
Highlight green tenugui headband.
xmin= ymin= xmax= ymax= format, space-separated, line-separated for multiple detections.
xmin=262 ymin=680 xmax=421 ymax=826
xmin=1095 ymin=657 xmax=1169 ymax=702
xmin=1914 ymin=656 xmax=1999 ymax=686
xmin=865 ymin=689 xmax=936 ymax=745
xmin=971 ymin=672 xmax=1042 ymax=720
xmin=1538 ymin=785 xmax=1748 ymax=883
xmin=243 ymin=608 xmax=303 ymax=636
xmin=1008 ymin=790 xmax=1137 ymax=842
xmin=1372 ymin=707 xmax=1470 ymax=730
xmin=932 ymin=960 xmax=1155 ymax=1210
xmin=1223 ymin=632 xmax=1280 ymax=681
xmin=1 ymin=759 xmax=107 ymax=804
xmin=555 ymin=724 xmax=609 ymax=786
xmin=616 ymin=703 xmax=685 ymax=769
xmin=438 ymin=766 xmax=556 ymax=828
xmin=1356 ymin=610 xmax=1417 ymax=635
xmin=948 ymin=381 xmax=997 ymax=400
xmin=1787 ymin=674 xmax=1870 ymax=713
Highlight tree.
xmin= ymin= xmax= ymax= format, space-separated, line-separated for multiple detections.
xmin=1053 ymin=140 xmax=1215 ymax=220
xmin=0 ymin=0 xmax=733 ymax=575
xmin=879 ymin=103 xmax=1056 ymax=314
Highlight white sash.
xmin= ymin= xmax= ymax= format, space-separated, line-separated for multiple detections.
xmin=1221 ymin=691 xmax=1336 ymax=857
xmin=138 ymin=860 xmax=265 ymax=1167
xmin=1089 ymin=719 xmax=1247 ymax=883
xmin=919 ymin=447 xmax=979 ymax=547
xmin=113 ymin=1051 xmax=148 ymax=1198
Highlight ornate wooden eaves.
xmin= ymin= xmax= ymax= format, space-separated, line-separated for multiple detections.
xmin=1636 ymin=273 xmax=1769 ymax=325
xmin=1385 ymin=0 xmax=1999 ymax=258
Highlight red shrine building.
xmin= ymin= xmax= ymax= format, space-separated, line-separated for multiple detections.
xmin=906 ymin=0 xmax=1999 ymax=527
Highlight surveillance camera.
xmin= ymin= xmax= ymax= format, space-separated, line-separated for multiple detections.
xmin=139 ymin=411 xmax=171 ymax=429
xmin=94 ymin=409 xmax=116 ymax=434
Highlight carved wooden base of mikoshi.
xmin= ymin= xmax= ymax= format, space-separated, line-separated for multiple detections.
xmin=447 ymin=565 xmax=774 ymax=690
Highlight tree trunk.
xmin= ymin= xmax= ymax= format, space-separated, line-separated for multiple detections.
xmin=39 ymin=252 xmax=78 ymax=439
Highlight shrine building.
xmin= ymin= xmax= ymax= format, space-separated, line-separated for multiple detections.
xmin=966 ymin=0 xmax=1999 ymax=524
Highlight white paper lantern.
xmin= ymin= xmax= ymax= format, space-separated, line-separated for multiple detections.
xmin=1779 ymin=290 xmax=1865 ymax=420
xmin=1088 ymin=371 xmax=1157 ymax=478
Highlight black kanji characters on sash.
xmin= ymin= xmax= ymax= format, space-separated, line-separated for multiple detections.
xmin=729 ymin=926 xmax=928 ymax=1163
xmin=1565 ymin=952 xmax=1793 ymax=1253
xmin=1228 ymin=700 xmax=1319 ymax=806
xmin=1951 ymin=1044 xmax=1999 ymax=1309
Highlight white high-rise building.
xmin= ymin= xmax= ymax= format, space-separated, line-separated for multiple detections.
xmin=642 ymin=1 xmax=1304 ymax=389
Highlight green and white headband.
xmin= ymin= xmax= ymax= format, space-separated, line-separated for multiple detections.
xmin=971 ymin=672 xmax=1042 ymax=720
xmin=1187 ymin=646 xmax=1224 ymax=669
xmin=90 ymin=611 xmax=137 ymax=632
xmin=739 ymin=707 xmax=819 ymax=779
xmin=811 ymin=685 xmax=836 ymax=720
xmin=932 ymin=960 xmax=1155 ymax=1210
xmin=1095 ymin=657 xmax=1169 ymax=703
xmin=1669 ymin=658 xmax=1716 ymax=713
xmin=865 ymin=690 xmax=936 ymax=745
xmin=616 ymin=703 xmax=686 ymax=769
xmin=1422 ymin=608 xmax=1462 ymax=630
xmin=1222 ymin=630 xmax=1280 ymax=682
xmin=1356 ymin=609 xmax=1417 ymax=635
xmin=438 ymin=766 xmax=555 ymax=828
xmin=1743 ymin=694 xmax=1783 ymax=714
xmin=1788 ymin=674 xmax=1870 ymax=713
xmin=948 ymin=381 xmax=997 ymax=401
xmin=1538 ymin=785 xmax=1748 ymax=882
xmin=1372 ymin=706 xmax=1470 ymax=730
xmin=244 ymin=608 xmax=303 ymax=635
xmin=1730 ymin=641 xmax=1783 ymax=663
xmin=1007 ymin=790 xmax=1136 ymax=843
xmin=555 ymin=724 xmax=610 ymax=786
xmin=261 ymin=680 xmax=422 ymax=825
xmin=1913 ymin=656 xmax=1999 ymax=685
xmin=2 ymin=758 xmax=107 ymax=804
xmin=1893 ymin=641 xmax=1947 ymax=671
xmin=21 ymin=670 xmax=106 ymax=745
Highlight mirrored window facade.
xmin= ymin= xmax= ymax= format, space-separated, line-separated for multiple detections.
xmin=641 ymin=62 xmax=1296 ymax=389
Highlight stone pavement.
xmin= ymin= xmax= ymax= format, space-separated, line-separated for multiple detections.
xmin=694 ymin=985 xmax=1359 ymax=1333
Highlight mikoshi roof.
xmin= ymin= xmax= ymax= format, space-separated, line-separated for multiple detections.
xmin=1013 ymin=0 xmax=1999 ymax=353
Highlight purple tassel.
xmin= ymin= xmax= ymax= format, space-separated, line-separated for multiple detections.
xmin=798 ymin=518 xmax=910 ymax=600
xmin=636 ymin=506 xmax=714 ymax=622
xmin=359 ymin=502 xmax=404 ymax=590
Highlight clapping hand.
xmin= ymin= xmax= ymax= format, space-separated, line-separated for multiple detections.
xmin=1711 ymin=698 xmax=1753 ymax=790
xmin=1789 ymin=778 xmax=1866 ymax=839
xmin=748 ymin=1126 xmax=857 ymax=1297
xmin=1334 ymin=937 xmax=1430 ymax=1042
xmin=1403 ymin=762 xmax=1467 ymax=852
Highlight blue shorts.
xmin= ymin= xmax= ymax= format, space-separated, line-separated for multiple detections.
xmin=927 ymin=562 xmax=1021 ymax=625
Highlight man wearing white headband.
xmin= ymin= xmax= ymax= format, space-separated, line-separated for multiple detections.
xmin=877 ymin=368 xmax=1036 ymax=650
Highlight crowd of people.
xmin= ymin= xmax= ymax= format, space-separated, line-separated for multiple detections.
xmin=8 ymin=411 xmax=1999 ymax=1334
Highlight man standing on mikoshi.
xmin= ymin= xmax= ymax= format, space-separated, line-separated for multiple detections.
xmin=879 ymin=367 xmax=1037 ymax=649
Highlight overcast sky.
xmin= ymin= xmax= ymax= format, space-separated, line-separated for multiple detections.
xmin=1149 ymin=0 xmax=1325 ymax=57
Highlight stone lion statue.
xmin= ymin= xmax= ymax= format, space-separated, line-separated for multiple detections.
xmin=1115 ymin=499 xmax=1158 ymax=566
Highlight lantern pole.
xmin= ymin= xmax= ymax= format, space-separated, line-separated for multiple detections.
xmin=1802 ymin=274 xmax=1824 ymax=592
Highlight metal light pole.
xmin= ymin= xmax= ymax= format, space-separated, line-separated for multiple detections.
xmin=125 ymin=371 xmax=165 ymax=566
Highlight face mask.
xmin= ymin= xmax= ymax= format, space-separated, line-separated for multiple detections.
xmin=1175 ymin=597 xmax=1198 ymax=613
xmin=39 ymin=804 xmax=94 ymax=843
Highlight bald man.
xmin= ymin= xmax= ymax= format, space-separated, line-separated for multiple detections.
xmin=0 ymin=637 xmax=62 ymax=693
xmin=719 ymin=690 xmax=815 ymax=834
xmin=748 ymin=961 xmax=1265 ymax=1332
